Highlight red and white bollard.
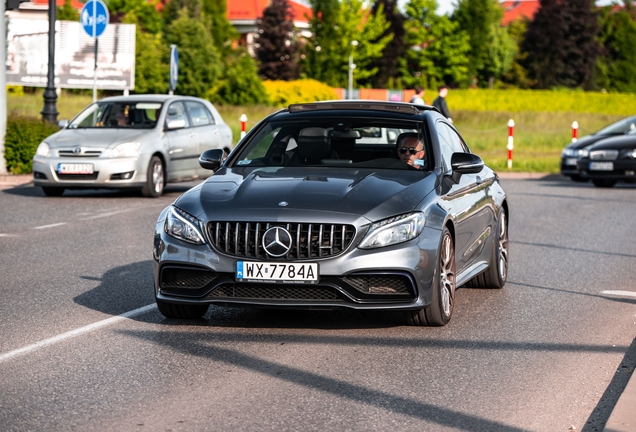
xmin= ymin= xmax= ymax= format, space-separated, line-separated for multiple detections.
xmin=571 ymin=121 xmax=578 ymax=143
xmin=507 ymin=119 xmax=515 ymax=169
xmin=240 ymin=114 xmax=247 ymax=140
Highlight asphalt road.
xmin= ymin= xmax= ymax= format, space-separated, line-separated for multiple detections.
xmin=0 ymin=177 xmax=635 ymax=432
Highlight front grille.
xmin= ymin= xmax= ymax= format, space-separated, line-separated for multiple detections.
xmin=343 ymin=275 xmax=413 ymax=295
xmin=161 ymin=267 xmax=217 ymax=290
xmin=208 ymin=222 xmax=356 ymax=260
xmin=57 ymin=172 xmax=99 ymax=180
xmin=58 ymin=149 xmax=103 ymax=158
xmin=590 ymin=150 xmax=619 ymax=161
xmin=209 ymin=283 xmax=341 ymax=301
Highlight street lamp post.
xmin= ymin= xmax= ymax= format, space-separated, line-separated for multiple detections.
xmin=348 ymin=40 xmax=358 ymax=100
xmin=41 ymin=0 xmax=59 ymax=124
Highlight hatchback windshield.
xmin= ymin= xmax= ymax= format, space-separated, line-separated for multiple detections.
xmin=595 ymin=116 xmax=636 ymax=135
xmin=68 ymin=102 xmax=163 ymax=129
xmin=232 ymin=117 xmax=423 ymax=170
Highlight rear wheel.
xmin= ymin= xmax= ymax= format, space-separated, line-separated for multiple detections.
xmin=141 ymin=156 xmax=165 ymax=197
xmin=41 ymin=187 xmax=65 ymax=197
xmin=156 ymin=298 xmax=209 ymax=319
xmin=465 ymin=208 xmax=508 ymax=289
xmin=592 ymin=179 xmax=617 ymax=188
xmin=405 ymin=227 xmax=455 ymax=326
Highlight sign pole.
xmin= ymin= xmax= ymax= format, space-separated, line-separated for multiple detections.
xmin=0 ymin=0 xmax=6 ymax=174
xmin=92 ymin=0 xmax=97 ymax=102
xmin=41 ymin=0 xmax=59 ymax=124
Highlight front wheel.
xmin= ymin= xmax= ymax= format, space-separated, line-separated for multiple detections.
xmin=141 ymin=155 xmax=165 ymax=197
xmin=592 ymin=179 xmax=617 ymax=188
xmin=156 ymin=298 xmax=209 ymax=319
xmin=405 ymin=227 xmax=456 ymax=326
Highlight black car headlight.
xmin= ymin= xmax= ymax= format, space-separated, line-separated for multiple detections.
xmin=359 ymin=213 xmax=425 ymax=249
xmin=164 ymin=206 xmax=206 ymax=245
xmin=579 ymin=149 xmax=590 ymax=158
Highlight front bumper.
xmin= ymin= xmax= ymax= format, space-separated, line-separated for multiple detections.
xmin=153 ymin=223 xmax=442 ymax=311
xmin=577 ymin=159 xmax=636 ymax=180
xmin=32 ymin=155 xmax=148 ymax=189
xmin=560 ymin=156 xmax=580 ymax=176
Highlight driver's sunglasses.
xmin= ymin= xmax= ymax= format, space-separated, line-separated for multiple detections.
xmin=399 ymin=147 xmax=422 ymax=155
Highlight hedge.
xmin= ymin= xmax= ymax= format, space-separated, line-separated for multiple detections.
xmin=263 ymin=79 xmax=338 ymax=107
xmin=4 ymin=116 xmax=59 ymax=174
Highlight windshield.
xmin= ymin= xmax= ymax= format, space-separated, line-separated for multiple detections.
xmin=68 ymin=102 xmax=163 ymax=129
xmin=231 ymin=117 xmax=423 ymax=171
xmin=595 ymin=116 xmax=636 ymax=135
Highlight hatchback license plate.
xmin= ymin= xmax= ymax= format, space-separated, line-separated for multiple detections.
xmin=236 ymin=261 xmax=319 ymax=284
xmin=57 ymin=163 xmax=94 ymax=174
xmin=589 ymin=162 xmax=613 ymax=171
xmin=565 ymin=158 xmax=577 ymax=166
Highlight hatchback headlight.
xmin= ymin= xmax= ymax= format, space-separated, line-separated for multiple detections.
xmin=104 ymin=141 xmax=141 ymax=158
xmin=561 ymin=148 xmax=578 ymax=157
xmin=165 ymin=206 xmax=206 ymax=245
xmin=627 ymin=149 xmax=636 ymax=158
xmin=359 ymin=213 xmax=425 ymax=249
xmin=579 ymin=149 xmax=590 ymax=158
xmin=35 ymin=142 xmax=50 ymax=157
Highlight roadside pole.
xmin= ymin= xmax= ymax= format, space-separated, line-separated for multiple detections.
xmin=507 ymin=119 xmax=515 ymax=169
xmin=0 ymin=0 xmax=7 ymax=174
xmin=41 ymin=0 xmax=59 ymax=124
xmin=571 ymin=121 xmax=578 ymax=143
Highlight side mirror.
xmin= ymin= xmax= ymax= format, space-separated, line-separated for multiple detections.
xmin=58 ymin=119 xmax=69 ymax=128
xmin=166 ymin=119 xmax=186 ymax=130
xmin=387 ymin=130 xmax=397 ymax=144
xmin=199 ymin=149 xmax=224 ymax=171
xmin=451 ymin=152 xmax=484 ymax=175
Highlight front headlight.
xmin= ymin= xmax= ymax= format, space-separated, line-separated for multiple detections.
xmin=164 ymin=206 xmax=206 ymax=245
xmin=561 ymin=148 xmax=577 ymax=157
xmin=579 ymin=149 xmax=590 ymax=158
xmin=104 ymin=141 xmax=141 ymax=158
xmin=359 ymin=213 xmax=425 ymax=249
xmin=627 ymin=149 xmax=636 ymax=158
xmin=35 ymin=142 xmax=50 ymax=157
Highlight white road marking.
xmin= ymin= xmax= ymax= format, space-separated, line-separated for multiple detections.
xmin=33 ymin=222 xmax=68 ymax=230
xmin=0 ymin=233 xmax=18 ymax=237
xmin=601 ymin=290 xmax=636 ymax=299
xmin=0 ymin=304 xmax=157 ymax=363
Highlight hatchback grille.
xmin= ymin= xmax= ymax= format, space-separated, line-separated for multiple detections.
xmin=590 ymin=150 xmax=619 ymax=161
xmin=57 ymin=172 xmax=99 ymax=180
xmin=343 ymin=275 xmax=413 ymax=295
xmin=58 ymin=149 xmax=103 ymax=158
xmin=209 ymin=284 xmax=341 ymax=301
xmin=207 ymin=222 xmax=356 ymax=260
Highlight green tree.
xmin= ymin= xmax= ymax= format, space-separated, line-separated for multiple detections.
xmin=163 ymin=9 xmax=222 ymax=97
xmin=522 ymin=0 xmax=601 ymax=89
xmin=201 ymin=0 xmax=237 ymax=53
xmin=596 ymin=5 xmax=636 ymax=92
xmin=57 ymin=0 xmax=79 ymax=21
xmin=209 ymin=49 xmax=269 ymax=105
xmin=453 ymin=0 xmax=515 ymax=86
xmin=255 ymin=0 xmax=300 ymax=80
xmin=401 ymin=0 xmax=470 ymax=89
xmin=303 ymin=0 xmax=342 ymax=85
xmin=500 ymin=19 xmax=534 ymax=88
xmin=370 ymin=0 xmax=406 ymax=88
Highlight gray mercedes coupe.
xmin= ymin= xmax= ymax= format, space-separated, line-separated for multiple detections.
xmin=152 ymin=101 xmax=509 ymax=326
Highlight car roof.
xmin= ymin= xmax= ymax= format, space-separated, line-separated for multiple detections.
xmin=287 ymin=100 xmax=437 ymax=116
xmin=96 ymin=94 xmax=208 ymax=104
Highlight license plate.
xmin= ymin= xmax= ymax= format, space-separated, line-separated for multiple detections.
xmin=565 ymin=158 xmax=577 ymax=166
xmin=57 ymin=163 xmax=94 ymax=174
xmin=589 ymin=162 xmax=613 ymax=171
xmin=236 ymin=261 xmax=319 ymax=284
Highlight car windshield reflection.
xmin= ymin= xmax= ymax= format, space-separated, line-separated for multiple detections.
xmin=68 ymin=101 xmax=163 ymax=129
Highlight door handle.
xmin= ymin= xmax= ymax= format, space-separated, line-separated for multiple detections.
xmin=476 ymin=176 xmax=483 ymax=185
xmin=190 ymin=132 xmax=197 ymax=138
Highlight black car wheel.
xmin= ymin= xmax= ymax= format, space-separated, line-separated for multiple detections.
xmin=465 ymin=209 xmax=508 ymax=289
xmin=406 ymin=227 xmax=455 ymax=326
xmin=141 ymin=156 xmax=165 ymax=197
xmin=592 ymin=179 xmax=617 ymax=188
xmin=156 ymin=298 xmax=209 ymax=319
xmin=42 ymin=187 xmax=65 ymax=197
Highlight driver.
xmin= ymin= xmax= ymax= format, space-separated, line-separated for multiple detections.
xmin=397 ymin=133 xmax=426 ymax=169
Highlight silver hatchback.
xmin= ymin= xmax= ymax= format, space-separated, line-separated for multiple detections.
xmin=32 ymin=94 xmax=233 ymax=197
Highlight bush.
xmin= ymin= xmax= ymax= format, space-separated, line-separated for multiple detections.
xmin=263 ymin=79 xmax=338 ymax=107
xmin=4 ymin=116 xmax=59 ymax=174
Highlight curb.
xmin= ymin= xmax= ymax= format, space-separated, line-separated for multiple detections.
xmin=0 ymin=174 xmax=33 ymax=188
xmin=604 ymin=368 xmax=636 ymax=432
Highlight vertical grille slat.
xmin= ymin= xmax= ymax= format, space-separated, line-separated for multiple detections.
xmin=207 ymin=222 xmax=355 ymax=260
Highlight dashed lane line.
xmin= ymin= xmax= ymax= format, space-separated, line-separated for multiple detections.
xmin=601 ymin=290 xmax=636 ymax=299
xmin=0 ymin=304 xmax=157 ymax=364
xmin=33 ymin=222 xmax=68 ymax=230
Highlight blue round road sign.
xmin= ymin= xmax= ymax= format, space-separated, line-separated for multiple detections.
xmin=81 ymin=0 xmax=109 ymax=38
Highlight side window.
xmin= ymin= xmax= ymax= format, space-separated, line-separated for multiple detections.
xmin=166 ymin=102 xmax=190 ymax=128
xmin=437 ymin=122 xmax=455 ymax=172
xmin=185 ymin=101 xmax=214 ymax=127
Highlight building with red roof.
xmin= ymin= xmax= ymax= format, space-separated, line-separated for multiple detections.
xmin=501 ymin=0 xmax=540 ymax=25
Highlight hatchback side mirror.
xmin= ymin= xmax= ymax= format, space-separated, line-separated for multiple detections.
xmin=199 ymin=149 xmax=224 ymax=171
xmin=166 ymin=119 xmax=186 ymax=130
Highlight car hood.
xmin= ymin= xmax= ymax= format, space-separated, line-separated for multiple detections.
xmin=586 ymin=134 xmax=636 ymax=150
xmin=175 ymin=166 xmax=437 ymax=223
xmin=564 ymin=134 xmax=609 ymax=150
xmin=46 ymin=128 xmax=155 ymax=148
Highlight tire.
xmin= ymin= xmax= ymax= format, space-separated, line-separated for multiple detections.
xmin=42 ymin=187 xmax=65 ymax=197
xmin=141 ymin=155 xmax=165 ymax=197
xmin=570 ymin=175 xmax=587 ymax=182
xmin=465 ymin=209 xmax=509 ymax=289
xmin=591 ymin=179 xmax=617 ymax=188
xmin=405 ymin=227 xmax=456 ymax=326
xmin=156 ymin=298 xmax=209 ymax=319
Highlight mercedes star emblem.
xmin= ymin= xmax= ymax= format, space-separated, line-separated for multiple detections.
xmin=278 ymin=201 xmax=289 ymax=207
xmin=262 ymin=227 xmax=293 ymax=257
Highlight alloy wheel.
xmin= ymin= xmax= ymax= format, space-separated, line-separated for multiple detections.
xmin=440 ymin=233 xmax=456 ymax=317
xmin=498 ymin=212 xmax=509 ymax=282
xmin=152 ymin=161 xmax=164 ymax=194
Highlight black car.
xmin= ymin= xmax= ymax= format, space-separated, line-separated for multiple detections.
xmin=152 ymin=101 xmax=509 ymax=326
xmin=561 ymin=115 xmax=636 ymax=181
xmin=576 ymin=133 xmax=636 ymax=187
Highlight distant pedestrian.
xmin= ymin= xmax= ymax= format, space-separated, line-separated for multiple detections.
xmin=432 ymin=85 xmax=452 ymax=123
xmin=409 ymin=86 xmax=425 ymax=105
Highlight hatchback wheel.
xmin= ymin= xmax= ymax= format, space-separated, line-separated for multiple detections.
xmin=141 ymin=156 xmax=165 ymax=197
xmin=405 ymin=227 xmax=455 ymax=326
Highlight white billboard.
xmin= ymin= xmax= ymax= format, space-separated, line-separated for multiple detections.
xmin=6 ymin=18 xmax=136 ymax=90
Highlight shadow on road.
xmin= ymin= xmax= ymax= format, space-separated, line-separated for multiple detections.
xmin=510 ymin=240 xmax=636 ymax=260
xmin=2 ymin=184 xmax=194 ymax=198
